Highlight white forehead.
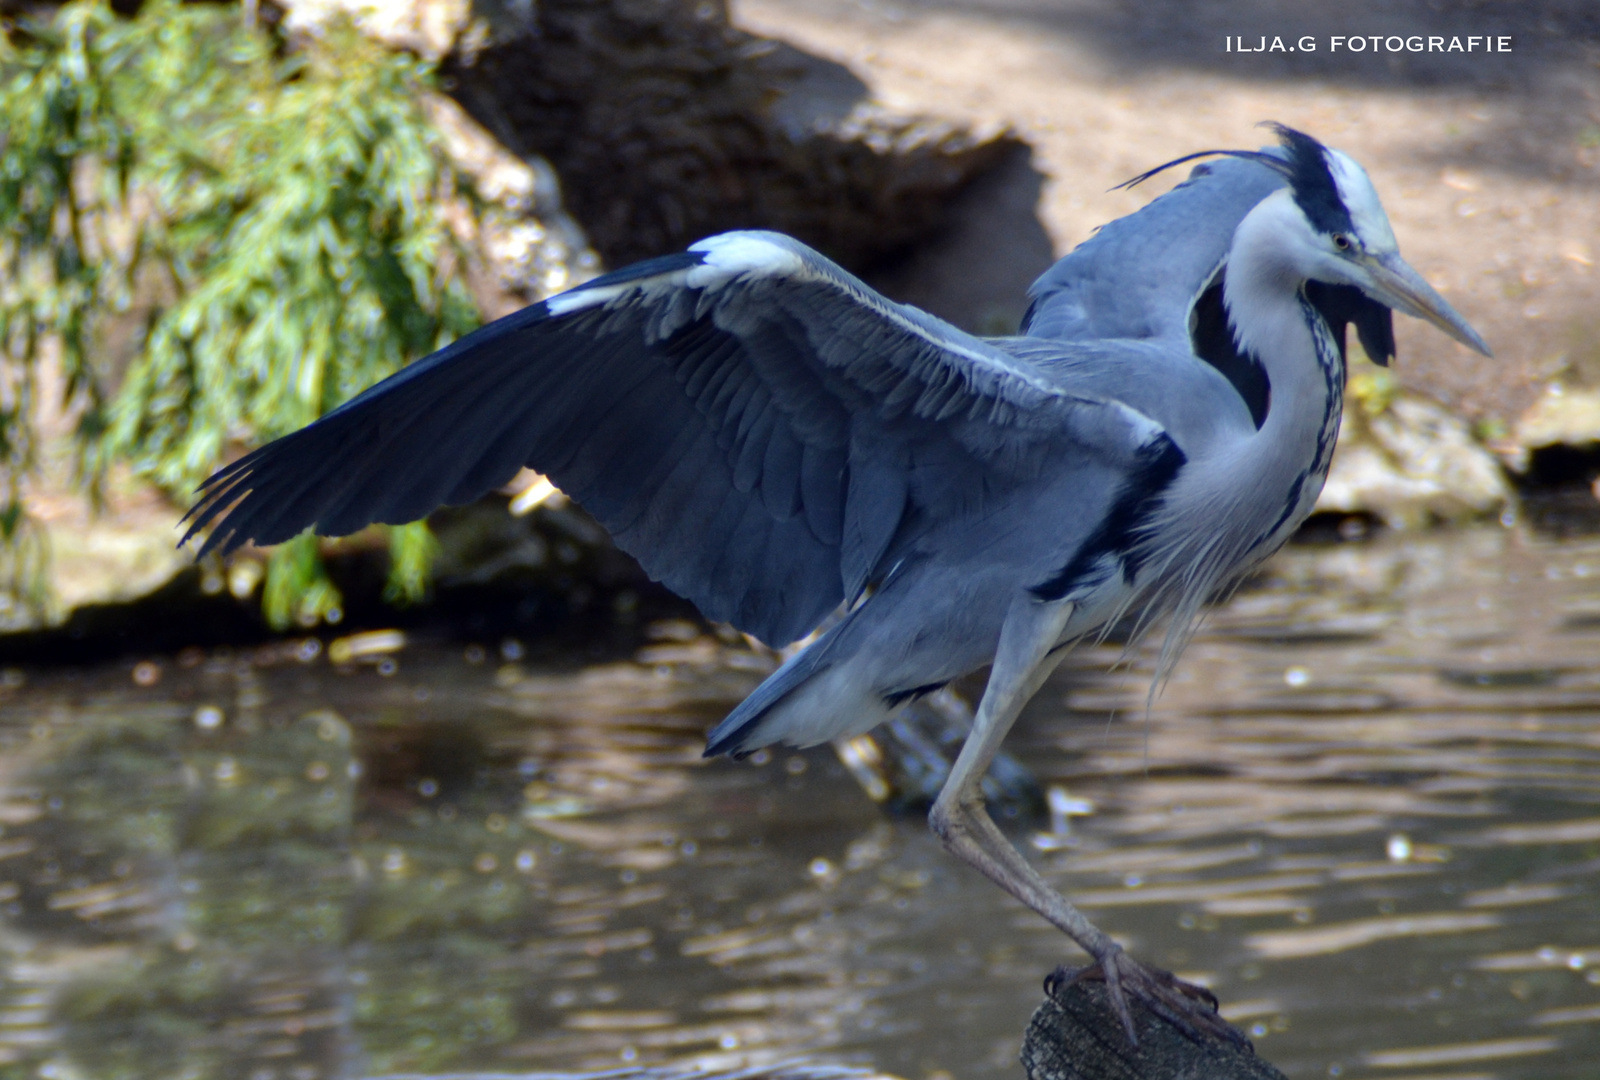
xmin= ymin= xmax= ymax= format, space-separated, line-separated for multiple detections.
xmin=1325 ymin=148 xmax=1398 ymax=252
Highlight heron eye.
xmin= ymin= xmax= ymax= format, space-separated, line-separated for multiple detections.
xmin=1332 ymin=233 xmax=1352 ymax=251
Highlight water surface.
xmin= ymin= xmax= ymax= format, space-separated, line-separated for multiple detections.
xmin=0 ymin=524 xmax=1597 ymax=1080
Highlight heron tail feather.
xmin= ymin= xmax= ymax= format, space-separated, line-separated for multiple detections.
xmin=703 ymin=609 xmax=883 ymax=758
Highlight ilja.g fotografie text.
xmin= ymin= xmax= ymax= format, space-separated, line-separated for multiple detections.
xmin=1227 ymin=35 xmax=1513 ymax=53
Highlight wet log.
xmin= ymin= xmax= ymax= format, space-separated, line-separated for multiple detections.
xmin=1021 ymin=978 xmax=1290 ymax=1080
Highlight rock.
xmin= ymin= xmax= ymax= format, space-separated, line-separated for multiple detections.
xmin=2 ymin=481 xmax=190 ymax=635
xmin=1502 ymin=384 xmax=1600 ymax=473
xmin=276 ymin=0 xmax=477 ymax=61
xmin=1317 ymin=372 xmax=1511 ymax=529
xmin=418 ymin=92 xmax=600 ymax=316
xmin=440 ymin=0 xmax=1026 ymax=271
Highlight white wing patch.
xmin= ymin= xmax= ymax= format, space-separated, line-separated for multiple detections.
xmin=687 ymin=232 xmax=808 ymax=286
xmin=543 ymin=282 xmax=636 ymax=316
xmin=706 ymin=232 xmax=1064 ymax=396
xmin=542 ymin=233 xmax=807 ymax=317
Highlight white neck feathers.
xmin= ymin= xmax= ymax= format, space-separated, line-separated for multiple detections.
xmin=1220 ymin=190 xmax=1334 ymax=438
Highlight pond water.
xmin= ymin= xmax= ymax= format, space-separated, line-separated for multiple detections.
xmin=0 ymin=522 xmax=1598 ymax=1080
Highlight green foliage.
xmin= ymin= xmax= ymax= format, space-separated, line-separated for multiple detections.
xmin=263 ymin=530 xmax=342 ymax=630
xmin=0 ymin=500 xmax=50 ymax=619
xmin=385 ymin=518 xmax=442 ymax=607
xmin=0 ymin=1 xmax=129 ymax=614
xmin=105 ymin=5 xmax=482 ymax=487
xmin=1349 ymin=366 xmax=1400 ymax=419
xmin=0 ymin=0 xmax=481 ymax=622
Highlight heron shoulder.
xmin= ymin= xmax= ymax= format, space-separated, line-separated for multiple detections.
xmin=991 ymin=336 xmax=1260 ymax=457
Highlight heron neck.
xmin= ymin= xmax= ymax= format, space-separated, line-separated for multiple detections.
xmin=1220 ymin=192 xmax=1342 ymax=453
xmin=1210 ymin=190 xmax=1346 ymax=564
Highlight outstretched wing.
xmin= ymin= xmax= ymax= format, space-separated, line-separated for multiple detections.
xmin=184 ymin=231 xmax=1165 ymax=646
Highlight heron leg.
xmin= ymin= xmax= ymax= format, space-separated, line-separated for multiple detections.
xmin=928 ymin=596 xmax=1241 ymax=1048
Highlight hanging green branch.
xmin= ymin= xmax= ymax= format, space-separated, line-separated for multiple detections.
xmin=0 ymin=1 xmax=132 ymax=617
xmin=0 ymin=1 xmax=484 ymax=628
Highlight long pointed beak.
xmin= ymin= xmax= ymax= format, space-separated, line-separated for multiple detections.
xmin=1361 ymin=252 xmax=1492 ymax=357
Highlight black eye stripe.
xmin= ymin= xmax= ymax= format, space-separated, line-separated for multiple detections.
xmin=1265 ymin=124 xmax=1357 ymax=238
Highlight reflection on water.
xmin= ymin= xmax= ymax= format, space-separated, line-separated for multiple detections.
xmin=0 ymin=524 xmax=1598 ymax=1080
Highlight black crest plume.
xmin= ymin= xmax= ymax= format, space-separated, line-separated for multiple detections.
xmin=1115 ymin=123 xmax=1355 ymax=240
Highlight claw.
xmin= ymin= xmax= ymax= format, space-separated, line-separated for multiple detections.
xmin=1187 ymin=979 xmax=1221 ymax=1014
xmin=1043 ymin=965 xmax=1077 ymax=997
xmin=1047 ymin=950 xmax=1248 ymax=1050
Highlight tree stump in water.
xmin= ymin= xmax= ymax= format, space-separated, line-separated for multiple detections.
xmin=1021 ymin=977 xmax=1291 ymax=1080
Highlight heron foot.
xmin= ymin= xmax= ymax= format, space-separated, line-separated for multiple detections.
xmin=1045 ymin=950 xmax=1247 ymax=1050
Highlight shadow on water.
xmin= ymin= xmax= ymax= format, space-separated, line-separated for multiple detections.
xmin=1 ymin=522 xmax=1599 ymax=1079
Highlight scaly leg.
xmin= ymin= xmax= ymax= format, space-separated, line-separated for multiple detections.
xmin=928 ymin=596 xmax=1242 ymax=1047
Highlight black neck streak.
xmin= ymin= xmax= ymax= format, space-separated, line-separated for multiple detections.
xmin=1300 ymin=289 xmax=1346 ymax=479
xmin=1250 ymin=292 xmax=1346 ymax=550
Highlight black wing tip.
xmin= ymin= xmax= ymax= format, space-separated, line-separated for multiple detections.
xmin=173 ymin=249 xmax=629 ymax=564
xmin=702 ymin=734 xmax=740 ymax=759
xmin=178 ymin=504 xmax=245 ymax=560
xmin=192 ymin=448 xmax=265 ymax=496
xmin=178 ymin=471 xmax=249 ymax=536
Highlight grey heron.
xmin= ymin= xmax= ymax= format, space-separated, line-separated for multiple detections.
xmin=183 ymin=124 xmax=1491 ymax=1044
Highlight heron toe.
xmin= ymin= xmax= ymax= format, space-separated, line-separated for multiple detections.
xmin=1050 ymin=951 xmax=1246 ymax=1049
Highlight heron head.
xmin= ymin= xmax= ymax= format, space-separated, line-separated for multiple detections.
xmin=1118 ymin=125 xmax=1493 ymax=358
xmin=1267 ymin=124 xmax=1492 ymax=358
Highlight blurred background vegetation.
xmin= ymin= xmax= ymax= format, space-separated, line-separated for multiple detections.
xmin=1 ymin=0 xmax=481 ymax=629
